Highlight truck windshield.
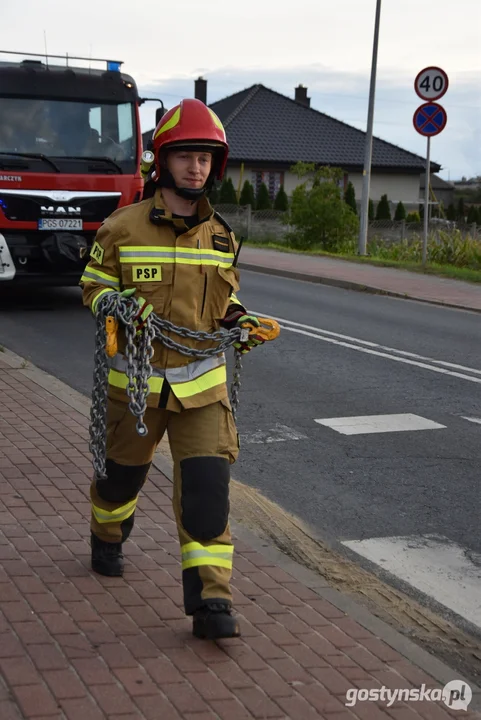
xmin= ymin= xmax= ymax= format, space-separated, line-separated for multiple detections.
xmin=0 ymin=97 xmax=137 ymax=172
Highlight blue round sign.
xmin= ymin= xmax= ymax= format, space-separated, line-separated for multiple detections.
xmin=413 ymin=102 xmax=447 ymax=137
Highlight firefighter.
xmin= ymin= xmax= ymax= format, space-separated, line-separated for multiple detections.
xmin=80 ymin=98 xmax=268 ymax=640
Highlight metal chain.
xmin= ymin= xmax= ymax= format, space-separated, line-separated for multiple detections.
xmin=89 ymin=293 xmax=248 ymax=478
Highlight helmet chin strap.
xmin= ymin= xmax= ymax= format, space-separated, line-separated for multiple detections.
xmin=157 ymin=167 xmax=214 ymax=203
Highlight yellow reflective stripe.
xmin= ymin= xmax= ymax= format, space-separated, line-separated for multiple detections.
xmin=208 ymin=108 xmax=225 ymax=131
xmin=182 ymin=542 xmax=234 ymax=554
xmin=80 ymin=266 xmax=120 ymax=287
xmin=120 ymin=257 xmax=234 ymax=268
xmin=92 ymin=288 xmax=116 ymax=314
xmin=170 ymin=365 xmax=226 ymax=399
xmin=92 ymin=497 xmax=137 ymax=524
xmin=154 ymin=107 xmax=181 ymax=138
xmin=230 ymin=292 xmax=240 ymax=304
xmin=181 ymin=542 xmax=234 ymax=571
xmin=108 ymin=368 xmax=164 ymax=393
xmin=183 ymin=557 xmax=232 ymax=570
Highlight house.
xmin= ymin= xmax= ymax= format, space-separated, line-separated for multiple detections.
xmin=142 ymin=78 xmax=442 ymax=209
xmin=420 ymin=173 xmax=454 ymax=209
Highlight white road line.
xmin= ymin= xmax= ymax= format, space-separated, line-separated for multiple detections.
xmin=461 ymin=416 xmax=481 ymax=425
xmin=342 ymin=534 xmax=481 ymax=630
xmin=240 ymin=423 xmax=307 ymax=444
xmin=314 ymin=413 xmax=446 ymax=435
xmin=252 ymin=311 xmax=481 ymax=384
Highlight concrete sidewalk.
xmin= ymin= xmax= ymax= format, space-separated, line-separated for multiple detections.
xmin=0 ymin=348 xmax=480 ymax=720
xmin=239 ymin=246 xmax=481 ymax=313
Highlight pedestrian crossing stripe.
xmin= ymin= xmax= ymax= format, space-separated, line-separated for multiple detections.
xmin=314 ymin=413 xmax=446 ymax=435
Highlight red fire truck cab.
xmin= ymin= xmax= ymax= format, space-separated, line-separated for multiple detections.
xmin=0 ymin=50 xmax=162 ymax=285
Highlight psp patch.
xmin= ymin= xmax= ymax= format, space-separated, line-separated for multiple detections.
xmin=132 ymin=265 xmax=162 ymax=282
xmin=90 ymin=241 xmax=104 ymax=264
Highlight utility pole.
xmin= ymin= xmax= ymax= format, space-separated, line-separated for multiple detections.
xmin=358 ymin=0 xmax=382 ymax=255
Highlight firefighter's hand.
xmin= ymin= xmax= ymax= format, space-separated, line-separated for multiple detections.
xmin=133 ymin=296 xmax=154 ymax=333
xmin=120 ymin=288 xmax=136 ymax=298
xmin=231 ymin=313 xmax=266 ymax=355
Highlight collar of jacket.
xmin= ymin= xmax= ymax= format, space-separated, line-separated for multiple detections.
xmin=149 ymin=188 xmax=214 ymax=234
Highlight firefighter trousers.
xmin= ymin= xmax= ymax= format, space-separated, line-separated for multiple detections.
xmin=90 ymin=393 xmax=239 ymax=615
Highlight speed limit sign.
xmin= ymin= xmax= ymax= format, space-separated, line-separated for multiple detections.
xmin=415 ymin=67 xmax=449 ymax=101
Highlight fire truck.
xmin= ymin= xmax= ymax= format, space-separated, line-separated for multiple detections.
xmin=0 ymin=50 xmax=163 ymax=285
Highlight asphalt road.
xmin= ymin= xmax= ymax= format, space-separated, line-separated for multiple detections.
xmin=1 ymin=271 xmax=480 ymax=593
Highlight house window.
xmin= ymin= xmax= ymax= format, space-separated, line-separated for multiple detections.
xmin=252 ymin=171 xmax=284 ymax=200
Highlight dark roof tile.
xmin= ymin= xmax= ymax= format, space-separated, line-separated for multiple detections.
xmin=210 ymin=84 xmax=440 ymax=172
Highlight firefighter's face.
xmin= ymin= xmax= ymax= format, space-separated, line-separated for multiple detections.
xmin=167 ymin=150 xmax=212 ymax=189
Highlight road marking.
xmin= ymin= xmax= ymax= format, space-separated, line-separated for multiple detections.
xmin=240 ymin=423 xmax=307 ymax=444
xmin=341 ymin=534 xmax=481 ymax=631
xmin=314 ymin=413 xmax=445 ymax=435
xmin=252 ymin=311 xmax=481 ymax=384
xmin=461 ymin=416 xmax=481 ymax=425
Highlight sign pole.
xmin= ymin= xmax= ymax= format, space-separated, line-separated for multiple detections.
xmin=358 ymin=0 xmax=382 ymax=256
xmin=423 ymin=135 xmax=431 ymax=267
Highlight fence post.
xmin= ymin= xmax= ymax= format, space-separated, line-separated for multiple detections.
xmin=246 ymin=203 xmax=252 ymax=239
xmin=401 ymin=219 xmax=406 ymax=241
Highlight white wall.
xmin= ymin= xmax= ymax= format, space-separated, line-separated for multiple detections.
xmin=224 ymin=166 xmax=422 ymax=209
xmin=348 ymin=173 xmax=421 ymax=205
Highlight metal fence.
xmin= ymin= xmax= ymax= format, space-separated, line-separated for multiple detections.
xmin=214 ymin=204 xmax=480 ymax=244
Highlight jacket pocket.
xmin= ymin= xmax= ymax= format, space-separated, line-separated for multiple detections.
xmin=121 ymin=263 xmax=174 ymax=315
xmin=204 ymin=265 xmax=240 ymax=322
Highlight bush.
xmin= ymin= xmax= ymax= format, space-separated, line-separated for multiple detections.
xmin=274 ymin=185 xmax=289 ymax=211
xmin=285 ymin=163 xmax=359 ymax=251
xmin=256 ymin=182 xmax=271 ymax=210
xmin=239 ymin=180 xmax=255 ymax=207
xmin=406 ymin=211 xmax=421 ymax=223
xmin=446 ymin=203 xmax=456 ymax=221
xmin=219 ymin=177 xmax=237 ymax=204
xmin=368 ymin=198 xmax=374 ymax=220
xmin=394 ymin=201 xmax=406 ymax=221
xmin=457 ymin=198 xmax=465 ymax=221
xmin=376 ymin=194 xmax=391 ymax=220
xmin=344 ymin=182 xmax=357 ymax=214
xmin=467 ymin=205 xmax=479 ymax=224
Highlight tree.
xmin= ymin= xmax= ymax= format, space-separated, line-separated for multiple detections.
xmin=239 ymin=180 xmax=255 ymax=207
xmin=467 ymin=205 xmax=478 ymax=224
xmin=478 ymin=206 xmax=481 ymax=225
xmin=446 ymin=203 xmax=456 ymax=221
xmin=256 ymin=182 xmax=271 ymax=210
xmin=219 ymin=177 xmax=237 ymax=204
xmin=394 ymin=201 xmax=406 ymax=221
xmin=286 ymin=162 xmax=359 ymax=251
xmin=375 ymin=194 xmax=391 ymax=220
xmin=457 ymin=197 xmax=465 ymax=221
xmin=344 ymin=182 xmax=357 ymax=214
xmin=274 ymin=185 xmax=288 ymax=211
xmin=368 ymin=199 xmax=374 ymax=221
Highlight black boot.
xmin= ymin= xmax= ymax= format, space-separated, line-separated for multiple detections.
xmin=91 ymin=533 xmax=124 ymax=577
xmin=192 ymin=601 xmax=241 ymax=639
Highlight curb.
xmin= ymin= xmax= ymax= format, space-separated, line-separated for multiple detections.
xmin=2 ymin=345 xmax=481 ymax=711
xmin=238 ymin=261 xmax=481 ymax=315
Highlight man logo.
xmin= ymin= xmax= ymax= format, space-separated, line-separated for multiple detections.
xmin=132 ymin=265 xmax=162 ymax=282
xmin=40 ymin=205 xmax=81 ymax=215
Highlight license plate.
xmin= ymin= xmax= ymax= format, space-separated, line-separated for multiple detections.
xmin=38 ymin=218 xmax=83 ymax=230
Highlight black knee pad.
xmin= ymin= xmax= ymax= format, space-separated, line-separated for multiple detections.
xmin=180 ymin=456 xmax=230 ymax=541
xmin=96 ymin=459 xmax=150 ymax=504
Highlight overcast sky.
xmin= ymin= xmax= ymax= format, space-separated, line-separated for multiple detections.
xmin=2 ymin=0 xmax=480 ymax=180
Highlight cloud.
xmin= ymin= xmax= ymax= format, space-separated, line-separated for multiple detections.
xmin=138 ymin=65 xmax=480 ymax=180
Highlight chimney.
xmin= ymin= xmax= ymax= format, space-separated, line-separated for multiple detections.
xmin=294 ymin=84 xmax=310 ymax=108
xmin=195 ymin=77 xmax=207 ymax=104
